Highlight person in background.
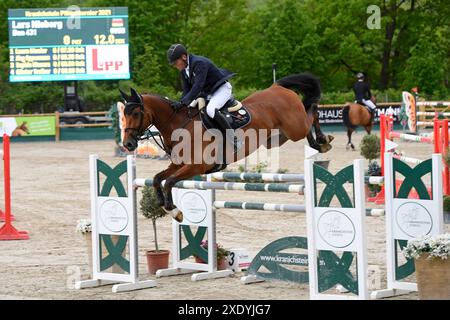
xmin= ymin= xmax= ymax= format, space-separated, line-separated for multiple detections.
xmin=353 ymin=72 xmax=376 ymax=112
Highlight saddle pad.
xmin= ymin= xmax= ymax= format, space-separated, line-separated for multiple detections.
xmin=200 ymin=105 xmax=251 ymax=131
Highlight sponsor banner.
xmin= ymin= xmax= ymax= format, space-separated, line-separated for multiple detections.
xmin=402 ymin=92 xmax=416 ymax=132
xmin=0 ymin=116 xmax=56 ymax=136
xmin=86 ymin=45 xmax=129 ymax=75
xmin=318 ymin=104 xmax=402 ymax=125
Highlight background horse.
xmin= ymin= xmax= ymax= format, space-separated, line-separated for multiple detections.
xmin=121 ymin=73 xmax=333 ymax=222
xmin=12 ymin=122 xmax=29 ymax=136
xmin=342 ymin=96 xmax=377 ymax=150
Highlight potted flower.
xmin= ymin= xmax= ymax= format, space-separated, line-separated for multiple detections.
xmin=194 ymin=240 xmax=230 ymax=270
xmin=140 ymin=185 xmax=170 ymax=274
xmin=402 ymin=233 xmax=450 ymax=299
xmin=76 ymin=218 xmax=92 ymax=271
xmin=359 ymin=134 xmax=381 ymax=197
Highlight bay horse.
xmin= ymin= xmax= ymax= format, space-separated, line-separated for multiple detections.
xmin=12 ymin=122 xmax=29 ymax=136
xmin=121 ymin=73 xmax=333 ymax=222
xmin=342 ymin=96 xmax=377 ymax=150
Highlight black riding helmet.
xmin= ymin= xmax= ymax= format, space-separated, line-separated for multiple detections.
xmin=167 ymin=44 xmax=187 ymax=65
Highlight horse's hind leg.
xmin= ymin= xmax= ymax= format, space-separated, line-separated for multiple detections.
xmin=346 ymin=128 xmax=355 ymax=151
xmin=265 ymin=132 xmax=288 ymax=149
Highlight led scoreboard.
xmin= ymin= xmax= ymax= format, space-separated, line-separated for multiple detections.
xmin=8 ymin=7 xmax=129 ymax=82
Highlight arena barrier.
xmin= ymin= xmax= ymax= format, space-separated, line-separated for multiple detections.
xmin=0 ymin=134 xmax=29 ymax=240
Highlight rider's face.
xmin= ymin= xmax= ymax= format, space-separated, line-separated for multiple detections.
xmin=172 ymin=54 xmax=188 ymax=71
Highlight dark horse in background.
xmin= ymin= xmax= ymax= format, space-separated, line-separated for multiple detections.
xmin=120 ymin=73 xmax=333 ymax=222
xmin=342 ymin=96 xmax=377 ymax=150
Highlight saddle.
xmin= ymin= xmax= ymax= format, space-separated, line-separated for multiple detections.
xmin=355 ymin=101 xmax=376 ymax=117
xmin=190 ymin=97 xmax=251 ymax=130
xmin=189 ymin=97 xmax=251 ymax=174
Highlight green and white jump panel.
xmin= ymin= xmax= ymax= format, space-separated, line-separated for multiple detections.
xmin=371 ymin=153 xmax=444 ymax=299
xmin=156 ymin=186 xmax=233 ymax=281
xmin=75 ymin=155 xmax=156 ymax=293
xmin=305 ymin=159 xmax=368 ymax=300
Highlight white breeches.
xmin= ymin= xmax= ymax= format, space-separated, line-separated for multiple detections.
xmin=206 ymin=82 xmax=233 ymax=118
xmin=362 ymin=99 xmax=376 ymax=110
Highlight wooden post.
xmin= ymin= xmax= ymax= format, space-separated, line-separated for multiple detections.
xmin=55 ymin=111 xmax=60 ymax=142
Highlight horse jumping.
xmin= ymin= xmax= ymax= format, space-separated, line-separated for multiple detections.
xmin=120 ymin=73 xmax=334 ymax=222
xmin=342 ymin=96 xmax=377 ymax=150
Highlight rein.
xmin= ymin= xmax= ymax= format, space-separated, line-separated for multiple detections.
xmin=126 ymin=95 xmax=201 ymax=157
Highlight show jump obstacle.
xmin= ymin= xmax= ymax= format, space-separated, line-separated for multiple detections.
xmin=78 ymin=149 xmax=443 ymax=298
xmin=371 ymin=153 xmax=444 ymax=299
xmin=0 ymin=134 xmax=29 ymax=240
xmin=369 ymin=114 xmax=449 ymax=204
xmin=403 ymin=91 xmax=450 ymax=133
xmin=75 ymin=155 xmax=156 ymax=293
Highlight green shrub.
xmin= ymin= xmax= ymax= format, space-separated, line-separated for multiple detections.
xmin=360 ymin=134 xmax=380 ymax=162
xmin=443 ymin=195 xmax=450 ymax=212
xmin=366 ymin=161 xmax=382 ymax=194
xmin=140 ymin=186 xmax=168 ymax=252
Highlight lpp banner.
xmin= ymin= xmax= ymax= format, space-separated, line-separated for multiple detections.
xmin=86 ymin=45 xmax=129 ymax=77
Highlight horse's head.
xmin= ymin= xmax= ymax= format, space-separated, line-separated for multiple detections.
xmin=119 ymin=88 xmax=149 ymax=151
xmin=20 ymin=122 xmax=29 ymax=133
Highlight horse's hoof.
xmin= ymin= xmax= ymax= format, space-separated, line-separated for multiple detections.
xmin=174 ymin=212 xmax=183 ymax=223
xmin=319 ymin=143 xmax=332 ymax=153
xmin=163 ymin=207 xmax=184 ymax=223
xmin=171 ymin=208 xmax=183 ymax=223
xmin=318 ymin=135 xmax=334 ymax=144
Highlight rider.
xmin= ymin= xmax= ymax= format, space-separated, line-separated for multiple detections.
xmin=167 ymin=43 xmax=238 ymax=149
xmin=353 ymin=72 xmax=376 ymax=113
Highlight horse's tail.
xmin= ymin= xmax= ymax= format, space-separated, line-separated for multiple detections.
xmin=342 ymin=104 xmax=356 ymax=129
xmin=276 ymin=73 xmax=320 ymax=111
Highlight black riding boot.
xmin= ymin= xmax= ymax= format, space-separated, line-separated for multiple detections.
xmin=212 ymin=109 xmax=240 ymax=152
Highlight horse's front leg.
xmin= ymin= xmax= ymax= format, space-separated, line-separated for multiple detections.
xmin=163 ymin=164 xmax=209 ymax=223
xmin=153 ymin=163 xmax=181 ymax=207
xmin=312 ymin=112 xmax=334 ymax=145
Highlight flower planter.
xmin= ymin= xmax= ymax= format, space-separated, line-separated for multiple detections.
xmin=195 ymin=256 xmax=228 ymax=270
xmin=415 ymin=253 xmax=450 ymax=300
xmin=145 ymin=250 xmax=170 ymax=274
